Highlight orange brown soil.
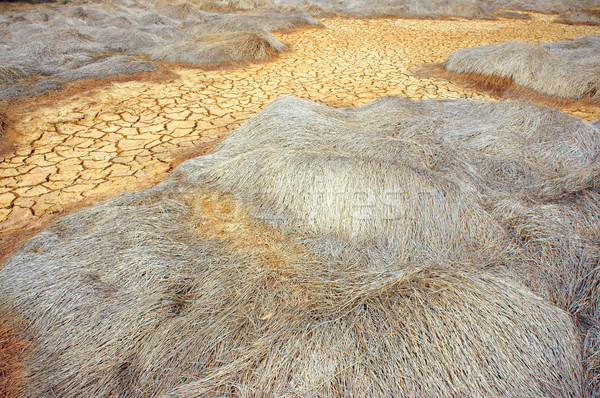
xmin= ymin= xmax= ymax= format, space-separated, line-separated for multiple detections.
xmin=0 ymin=325 xmax=25 ymax=398
xmin=185 ymin=190 xmax=308 ymax=271
xmin=1 ymin=14 xmax=599 ymax=254
xmin=184 ymin=189 xmax=315 ymax=304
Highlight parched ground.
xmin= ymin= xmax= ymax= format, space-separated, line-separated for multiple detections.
xmin=1 ymin=13 xmax=599 ymax=248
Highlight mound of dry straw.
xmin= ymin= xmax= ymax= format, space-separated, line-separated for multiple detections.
xmin=443 ymin=35 xmax=600 ymax=101
xmin=2 ymin=96 xmax=600 ymax=396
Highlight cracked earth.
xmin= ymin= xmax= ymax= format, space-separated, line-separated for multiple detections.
xmin=1 ymin=14 xmax=599 ymax=240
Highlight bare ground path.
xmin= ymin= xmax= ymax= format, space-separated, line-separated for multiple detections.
xmin=1 ymin=14 xmax=599 ymax=246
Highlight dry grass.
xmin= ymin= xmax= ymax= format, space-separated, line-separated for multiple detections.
xmin=443 ymin=35 xmax=600 ymax=101
xmin=0 ymin=187 xmax=583 ymax=397
xmin=148 ymin=31 xmax=287 ymax=65
xmin=556 ymin=7 xmax=600 ymax=25
xmin=2 ymin=96 xmax=600 ymax=396
xmin=492 ymin=0 xmax=599 ymax=14
xmin=420 ymin=63 xmax=600 ymax=108
xmin=181 ymin=96 xmax=600 ymax=394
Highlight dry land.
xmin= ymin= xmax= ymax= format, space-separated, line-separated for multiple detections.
xmin=1 ymin=13 xmax=599 ymax=243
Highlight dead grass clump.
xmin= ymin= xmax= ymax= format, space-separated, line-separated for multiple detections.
xmin=153 ymin=0 xmax=212 ymax=22
xmin=227 ymin=0 xmax=275 ymax=11
xmin=557 ymin=7 xmax=600 ymax=26
xmin=332 ymin=0 xmax=493 ymax=19
xmin=187 ymin=96 xmax=599 ymax=251
xmin=443 ymin=35 xmax=600 ymax=101
xmin=55 ymin=55 xmax=157 ymax=81
xmin=0 ymin=185 xmax=583 ymax=396
xmin=200 ymin=10 xmax=320 ymax=32
xmin=149 ymin=31 xmax=286 ymax=64
xmin=494 ymin=10 xmax=531 ymax=19
xmin=136 ymin=10 xmax=182 ymax=26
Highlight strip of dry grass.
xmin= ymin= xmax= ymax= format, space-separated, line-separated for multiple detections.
xmin=442 ymin=35 xmax=600 ymax=102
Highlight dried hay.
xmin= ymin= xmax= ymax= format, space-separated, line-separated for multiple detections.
xmin=197 ymin=10 xmax=320 ymax=32
xmin=54 ymin=55 xmax=157 ymax=81
xmin=443 ymin=35 xmax=600 ymax=101
xmin=1 ymin=96 xmax=600 ymax=395
xmin=153 ymin=0 xmax=213 ymax=22
xmin=494 ymin=10 xmax=531 ymax=19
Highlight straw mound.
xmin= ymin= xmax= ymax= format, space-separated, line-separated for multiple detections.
xmin=443 ymin=35 xmax=600 ymax=101
xmin=186 ymin=96 xmax=599 ymax=249
xmin=556 ymin=7 xmax=600 ymax=25
xmin=1 ymin=96 xmax=600 ymax=396
xmin=0 ymin=186 xmax=582 ymax=397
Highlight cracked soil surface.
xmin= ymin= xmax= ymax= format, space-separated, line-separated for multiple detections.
xmin=1 ymin=13 xmax=599 ymax=245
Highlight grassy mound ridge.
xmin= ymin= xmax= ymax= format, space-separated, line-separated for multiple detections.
xmin=443 ymin=35 xmax=600 ymax=101
xmin=1 ymin=96 xmax=599 ymax=396
xmin=0 ymin=187 xmax=582 ymax=397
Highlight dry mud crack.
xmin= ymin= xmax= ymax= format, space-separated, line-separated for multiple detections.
xmin=1 ymin=14 xmax=599 ymax=244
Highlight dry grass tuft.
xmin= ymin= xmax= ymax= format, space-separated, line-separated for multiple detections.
xmin=148 ymin=31 xmax=287 ymax=64
xmin=491 ymin=0 xmax=598 ymax=14
xmin=443 ymin=35 xmax=600 ymax=101
xmin=419 ymin=63 xmax=600 ymax=110
xmin=181 ymin=96 xmax=600 ymax=394
xmin=494 ymin=10 xmax=531 ymax=19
